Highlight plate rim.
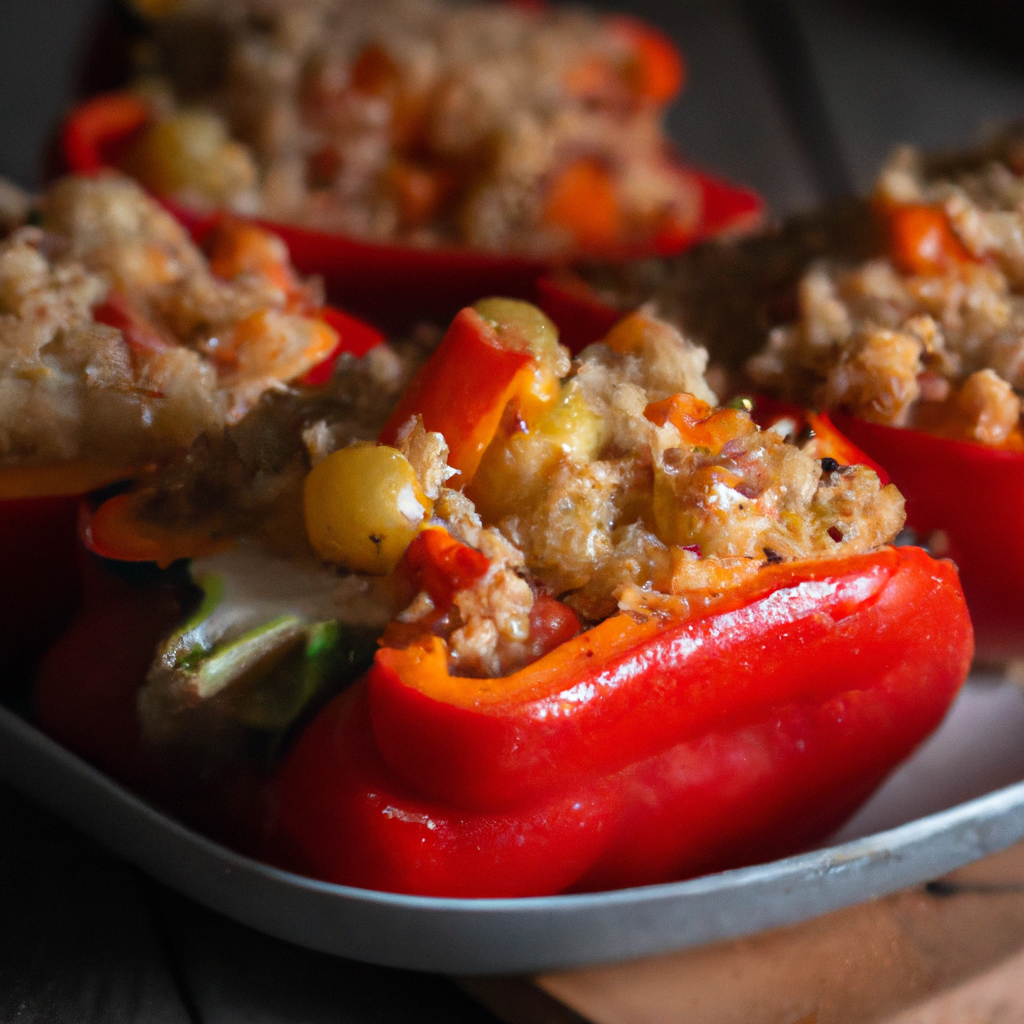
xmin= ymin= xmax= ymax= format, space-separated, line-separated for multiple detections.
xmin=3 ymin=702 xmax=1024 ymax=974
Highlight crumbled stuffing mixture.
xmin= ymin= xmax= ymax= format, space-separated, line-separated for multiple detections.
xmin=392 ymin=413 xmax=457 ymax=499
xmin=126 ymin=0 xmax=699 ymax=253
xmin=0 ymin=174 xmax=335 ymax=471
xmin=344 ymin=313 xmax=899 ymax=672
xmin=747 ymin=146 xmax=1024 ymax=447
xmin=135 ymin=333 xmax=426 ymax=553
xmin=392 ymin=422 xmax=535 ymax=676
xmin=0 ymin=219 xmax=222 ymax=467
xmin=127 ymin=307 xmax=901 ymax=683
xmin=454 ymin=314 xmax=902 ymax=628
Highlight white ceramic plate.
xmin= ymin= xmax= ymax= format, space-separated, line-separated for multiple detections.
xmin=2 ymin=674 xmax=1024 ymax=975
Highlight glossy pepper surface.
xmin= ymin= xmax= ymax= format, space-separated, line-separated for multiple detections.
xmin=830 ymin=411 xmax=1024 ymax=661
xmin=271 ymin=545 xmax=972 ymax=897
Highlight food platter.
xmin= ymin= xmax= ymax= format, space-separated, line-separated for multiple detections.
xmin=2 ymin=672 xmax=1024 ymax=975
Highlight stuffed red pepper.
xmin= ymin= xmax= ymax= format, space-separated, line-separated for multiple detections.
xmin=41 ymin=299 xmax=971 ymax=895
xmin=268 ymin=301 xmax=972 ymax=896
xmin=59 ymin=0 xmax=760 ymax=325
xmin=743 ymin=141 xmax=1024 ymax=660
xmin=540 ymin=139 xmax=1024 ymax=662
xmin=39 ymin=299 xmax=970 ymax=897
xmin=0 ymin=172 xmax=380 ymax=675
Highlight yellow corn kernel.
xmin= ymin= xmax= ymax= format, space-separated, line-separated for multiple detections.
xmin=534 ymin=379 xmax=607 ymax=460
xmin=123 ymin=111 xmax=257 ymax=205
xmin=304 ymin=444 xmax=432 ymax=574
xmin=473 ymin=298 xmax=559 ymax=355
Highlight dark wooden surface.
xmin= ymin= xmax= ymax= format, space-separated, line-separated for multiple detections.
xmin=0 ymin=781 xmax=502 ymax=1024
xmin=3 ymin=2 xmax=1024 ymax=1022
xmin=535 ymin=837 xmax=1024 ymax=1024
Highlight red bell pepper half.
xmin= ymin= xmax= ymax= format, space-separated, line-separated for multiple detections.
xmin=536 ymin=213 xmax=1024 ymax=664
xmin=0 ymin=290 xmax=380 ymax=675
xmin=804 ymin=200 xmax=1024 ymax=662
xmin=829 ymin=411 xmax=1024 ymax=662
xmin=59 ymin=93 xmax=762 ymax=329
xmin=270 ymin=545 xmax=972 ymax=897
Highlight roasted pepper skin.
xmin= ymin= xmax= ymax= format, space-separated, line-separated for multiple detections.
xmin=831 ymin=411 xmax=1024 ymax=662
xmin=379 ymin=307 xmax=535 ymax=483
xmin=271 ymin=545 xmax=972 ymax=897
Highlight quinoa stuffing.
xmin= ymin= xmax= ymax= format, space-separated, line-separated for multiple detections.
xmin=117 ymin=0 xmax=700 ymax=254
xmin=747 ymin=143 xmax=1024 ymax=449
xmin=0 ymin=173 xmax=341 ymax=480
xmin=111 ymin=301 xmax=904 ymax=697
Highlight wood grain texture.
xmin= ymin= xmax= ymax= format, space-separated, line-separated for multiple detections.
xmin=534 ymin=840 xmax=1024 ymax=1024
xmin=0 ymin=783 xmax=192 ymax=1024
xmin=146 ymin=883 xmax=502 ymax=1024
xmin=883 ymin=946 xmax=1024 ymax=1024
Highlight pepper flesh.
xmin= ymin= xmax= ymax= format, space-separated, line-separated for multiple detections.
xmin=83 ymin=491 xmax=234 ymax=568
xmin=0 ymin=495 xmax=81 ymax=682
xmin=378 ymin=307 xmax=537 ymax=485
xmin=271 ymin=545 xmax=972 ymax=896
xmin=830 ymin=410 xmax=1024 ymax=661
xmin=0 ymin=461 xmax=161 ymax=681
xmin=60 ymin=92 xmax=152 ymax=174
xmin=34 ymin=557 xmax=272 ymax=848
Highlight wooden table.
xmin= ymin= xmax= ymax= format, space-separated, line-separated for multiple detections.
xmin=4 ymin=2 xmax=1024 ymax=1021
